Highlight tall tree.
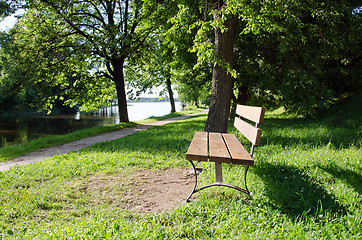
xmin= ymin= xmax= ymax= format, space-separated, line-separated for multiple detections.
xmin=14 ymin=0 xmax=165 ymax=122
xmin=186 ymin=0 xmax=361 ymax=125
xmin=126 ymin=2 xmax=207 ymax=113
xmin=165 ymin=1 xmax=212 ymax=107
xmin=166 ymin=0 xmax=237 ymax=131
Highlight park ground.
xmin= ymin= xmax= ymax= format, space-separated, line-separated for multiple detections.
xmin=0 ymin=95 xmax=361 ymax=239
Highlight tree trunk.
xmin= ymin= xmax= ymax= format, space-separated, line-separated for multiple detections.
xmin=205 ymin=7 xmax=237 ymax=133
xmin=166 ymin=77 xmax=176 ymax=113
xmin=112 ymin=58 xmax=129 ymax=122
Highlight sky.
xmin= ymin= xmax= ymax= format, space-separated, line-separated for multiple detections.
xmin=0 ymin=16 xmax=15 ymax=31
xmin=0 ymin=10 xmax=24 ymax=31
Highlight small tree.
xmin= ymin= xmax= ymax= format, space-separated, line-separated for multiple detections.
xmin=125 ymin=37 xmax=178 ymax=113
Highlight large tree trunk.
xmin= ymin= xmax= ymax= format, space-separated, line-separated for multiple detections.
xmin=112 ymin=58 xmax=129 ymax=122
xmin=166 ymin=77 xmax=176 ymax=113
xmin=204 ymin=6 xmax=237 ymax=133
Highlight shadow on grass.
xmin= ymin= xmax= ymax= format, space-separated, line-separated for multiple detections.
xmin=253 ymin=162 xmax=347 ymax=218
xmin=260 ymin=117 xmax=360 ymax=149
xmin=258 ymin=93 xmax=361 ymax=149
xmin=318 ymin=165 xmax=362 ymax=194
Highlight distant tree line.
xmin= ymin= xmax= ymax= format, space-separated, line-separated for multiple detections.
xmin=128 ymin=97 xmax=179 ymax=103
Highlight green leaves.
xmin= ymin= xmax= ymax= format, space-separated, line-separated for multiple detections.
xmin=229 ymin=0 xmax=362 ymax=116
xmin=1 ymin=0 xmax=172 ymax=115
xmin=0 ymin=0 xmax=22 ymax=19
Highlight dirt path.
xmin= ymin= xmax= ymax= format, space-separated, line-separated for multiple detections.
xmin=0 ymin=110 xmax=207 ymax=172
xmin=79 ymin=168 xmax=196 ymax=213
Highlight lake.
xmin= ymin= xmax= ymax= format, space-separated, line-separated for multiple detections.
xmin=0 ymin=102 xmax=181 ymax=148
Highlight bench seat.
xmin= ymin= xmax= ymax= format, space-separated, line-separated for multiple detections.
xmin=186 ymin=131 xmax=254 ymax=166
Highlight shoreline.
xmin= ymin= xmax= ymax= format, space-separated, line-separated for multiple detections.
xmin=0 ymin=109 xmax=208 ymax=172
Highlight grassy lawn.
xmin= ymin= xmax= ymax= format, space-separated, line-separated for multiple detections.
xmin=0 ymin=97 xmax=360 ymax=239
xmin=0 ymin=108 xmax=204 ymax=162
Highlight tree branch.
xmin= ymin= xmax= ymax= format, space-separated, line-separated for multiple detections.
xmin=39 ymin=0 xmax=109 ymax=60
xmin=124 ymin=0 xmax=129 ymax=34
xmin=69 ymin=11 xmax=106 ymax=26
xmin=106 ymin=60 xmax=114 ymax=76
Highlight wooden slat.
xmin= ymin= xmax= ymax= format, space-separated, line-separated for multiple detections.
xmin=186 ymin=131 xmax=208 ymax=161
xmin=236 ymin=105 xmax=265 ymax=124
xmin=222 ymin=134 xmax=254 ymax=166
xmin=209 ymin=132 xmax=232 ymax=163
xmin=234 ymin=118 xmax=262 ymax=146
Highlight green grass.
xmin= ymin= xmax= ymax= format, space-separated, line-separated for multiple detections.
xmin=0 ymin=97 xmax=361 ymax=239
xmin=0 ymin=108 xmax=204 ymax=162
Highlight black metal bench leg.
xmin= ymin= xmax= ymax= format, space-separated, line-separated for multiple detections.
xmin=186 ymin=160 xmax=198 ymax=202
xmin=244 ymin=165 xmax=250 ymax=194
xmin=186 ymin=161 xmax=252 ymax=202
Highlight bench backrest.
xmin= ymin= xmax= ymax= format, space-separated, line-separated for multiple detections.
xmin=234 ymin=105 xmax=265 ymax=156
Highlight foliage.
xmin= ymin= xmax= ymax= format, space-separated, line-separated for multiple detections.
xmin=126 ymin=1 xmax=213 ymax=108
xmin=0 ymin=9 xmax=115 ymax=111
xmin=175 ymin=70 xmax=211 ymax=106
xmin=0 ymin=94 xmax=360 ymax=238
xmin=165 ymin=2 xmax=212 ymax=106
xmin=178 ymin=0 xmax=361 ymax=116
xmin=1 ymin=0 xmax=361 ymax=118
xmin=230 ymin=0 xmax=362 ymax=116
xmin=1 ymin=0 xmax=170 ymax=121
xmin=0 ymin=32 xmax=26 ymax=109
xmin=0 ymin=30 xmax=69 ymax=111
xmin=0 ymin=0 xmax=22 ymax=19
xmin=124 ymin=35 xmax=173 ymax=99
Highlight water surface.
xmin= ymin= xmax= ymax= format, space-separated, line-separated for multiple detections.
xmin=0 ymin=102 xmax=181 ymax=148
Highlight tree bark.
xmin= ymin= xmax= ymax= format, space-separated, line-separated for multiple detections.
xmin=112 ymin=58 xmax=129 ymax=122
xmin=166 ymin=77 xmax=176 ymax=113
xmin=205 ymin=7 xmax=237 ymax=133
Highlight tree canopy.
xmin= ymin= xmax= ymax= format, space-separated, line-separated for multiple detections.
xmin=1 ymin=0 xmax=361 ymax=125
xmin=178 ymin=0 xmax=361 ymax=124
xmin=2 ymin=0 xmax=170 ymax=121
xmin=229 ymin=0 xmax=362 ymax=116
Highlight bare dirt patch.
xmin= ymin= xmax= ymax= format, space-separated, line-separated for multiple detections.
xmin=78 ymin=168 xmax=195 ymax=214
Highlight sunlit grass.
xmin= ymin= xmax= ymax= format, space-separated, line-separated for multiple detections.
xmin=0 ymin=95 xmax=360 ymax=239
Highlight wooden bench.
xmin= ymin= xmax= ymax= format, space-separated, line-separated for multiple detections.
xmin=185 ymin=105 xmax=265 ymax=201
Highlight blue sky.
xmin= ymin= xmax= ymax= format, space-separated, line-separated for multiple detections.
xmin=0 ymin=10 xmax=25 ymax=32
xmin=0 ymin=15 xmax=16 ymax=31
